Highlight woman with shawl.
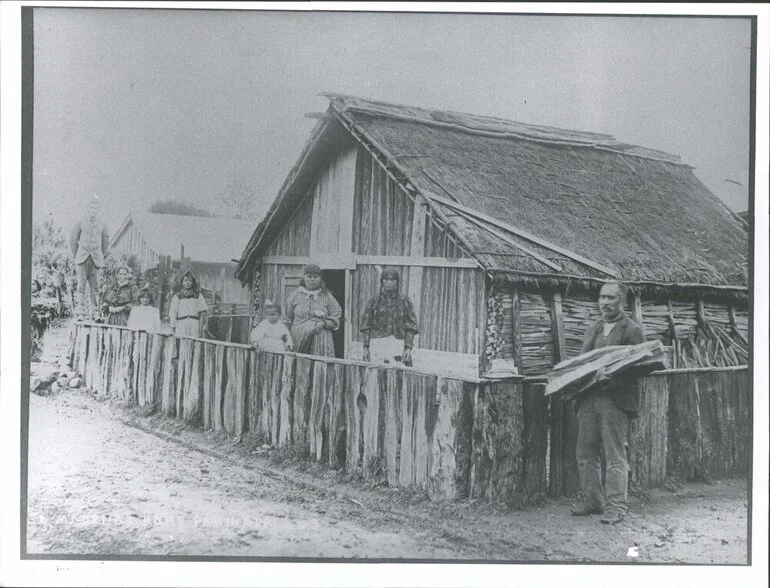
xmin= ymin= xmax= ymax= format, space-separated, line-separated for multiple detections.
xmin=101 ymin=265 xmax=139 ymax=326
xmin=282 ymin=264 xmax=341 ymax=357
xmin=360 ymin=267 xmax=419 ymax=366
xmin=169 ymin=271 xmax=208 ymax=337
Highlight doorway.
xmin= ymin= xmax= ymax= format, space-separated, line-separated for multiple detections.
xmin=321 ymin=269 xmax=345 ymax=359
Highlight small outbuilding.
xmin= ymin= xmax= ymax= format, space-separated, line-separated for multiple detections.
xmin=235 ymin=94 xmax=749 ymax=379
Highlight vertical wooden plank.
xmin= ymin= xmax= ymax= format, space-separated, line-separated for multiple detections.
xmin=83 ymin=326 xmax=96 ymax=389
xmin=522 ymin=382 xmax=548 ymax=504
xmin=383 ymin=369 xmax=400 ymax=485
xmin=77 ymin=325 xmax=89 ymax=378
xmin=175 ymin=339 xmax=192 ymax=418
xmin=328 ymin=363 xmax=346 ymax=468
xmin=548 ymin=394 xmax=580 ymax=498
xmin=399 ymin=373 xmax=416 ymax=486
xmin=247 ymin=350 xmax=260 ymax=437
xmin=107 ymin=328 xmax=120 ymax=397
xmin=233 ymin=348 xmax=248 ymax=437
xmin=631 ymin=293 xmax=645 ymax=336
xmin=511 ymin=287 xmax=523 ymax=372
xmin=345 ymin=364 xmax=363 ymax=471
xmin=213 ymin=345 xmax=225 ymax=431
xmin=183 ymin=341 xmax=204 ymax=425
xmin=549 ymin=292 xmax=567 ymax=363
xmin=202 ymin=343 xmax=215 ymax=429
xmin=428 ymin=378 xmax=473 ymax=500
xmin=469 ymin=381 xmax=525 ymax=506
xmin=145 ymin=333 xmax=164 ymax=408
xmin=412 ymin=375 xmax=434 ymax=488
xmin=223 ymin=345 xmax=237 ymax=434
xmin=408 ymin=203 xmax=428 ymax=349
xmin=161 ymin=335 xmax=177 ymax=416
xmin=309 ymin=360 xmax=328 ymax=461
xmin=269 ymin=354 xmax=284 ymax=445
xmin=630 ymin=375 xmax=669 ymax=488
xmin=279 ymin=355 xmax=295 ymax=447
xmin=361 ymin=366 xmax=382 ymax=474
xmin=258 ymin=350 xmax=273 ymax=440
xmin=293 ymin=357 xmax=314 ymax=455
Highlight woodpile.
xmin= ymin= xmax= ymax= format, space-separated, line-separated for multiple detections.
xmin=519 ymin=292 xmax=554 ymax=375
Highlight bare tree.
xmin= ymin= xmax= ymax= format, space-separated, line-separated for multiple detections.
xmin=214 ymin=180 xmax=261 ymax=220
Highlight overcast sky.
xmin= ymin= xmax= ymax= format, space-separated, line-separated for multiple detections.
xmin=32 ymin=9 xmax=752 ymax=237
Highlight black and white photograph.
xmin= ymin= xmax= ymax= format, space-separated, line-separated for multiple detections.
xmin=1 ymin=2 xmax=768 ymax=586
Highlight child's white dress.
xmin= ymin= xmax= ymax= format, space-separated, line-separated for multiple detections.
xmin=127 ymin=305 xmax=162 ymax=334
xmin=249 ymin=320 xmax=293 ymax=353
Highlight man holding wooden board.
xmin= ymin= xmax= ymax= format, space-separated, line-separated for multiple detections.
xmin=571 ymin=281 xmax=645 ymax=524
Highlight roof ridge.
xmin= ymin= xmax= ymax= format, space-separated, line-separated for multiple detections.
xmin=324 ymin=92 xmax=685 ymax=166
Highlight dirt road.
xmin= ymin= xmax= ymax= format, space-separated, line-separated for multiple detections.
xmin=26 ymin=326 xmax=749 ymax=562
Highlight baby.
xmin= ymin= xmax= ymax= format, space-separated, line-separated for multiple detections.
xmin=249 ymin=301 xmax=293 ymax=353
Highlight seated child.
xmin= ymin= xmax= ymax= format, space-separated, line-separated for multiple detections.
xmin=249 ymin=301 xmax=293 ymax=353
xmin=127 ymin=288 xmax=162 ymax=334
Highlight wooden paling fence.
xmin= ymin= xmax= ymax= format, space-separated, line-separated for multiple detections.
xmin=548 ymin=365 xmax=751 ymax=496
xmin=70 ymin=323 xmax=547 ymax=506
xmin=70 ymin=324 xmax=750 ymax=505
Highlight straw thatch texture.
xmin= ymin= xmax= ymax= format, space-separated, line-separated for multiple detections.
xmin=325 ymin=95 xmax=747 ymax=291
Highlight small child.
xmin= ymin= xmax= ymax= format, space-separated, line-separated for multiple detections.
xmin=127 ymin=288 xmax=162 ymax=334
xmin=249 ymin=300 xmax=293 ymax=353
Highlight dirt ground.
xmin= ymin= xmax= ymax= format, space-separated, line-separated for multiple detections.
xmin=25 ymin=325 xmax=749 ymax=562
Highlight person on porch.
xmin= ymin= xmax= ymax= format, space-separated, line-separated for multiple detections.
xmin=571 ymin=281 xmax=644 ymax=525
xmin=360 ymin=267 xmax=419 ymax=367
xmin=282 ymin=264 xmax=341 ymax=357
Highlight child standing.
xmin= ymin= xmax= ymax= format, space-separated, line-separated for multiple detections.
xmin=250 ymin=301 xmax=293 ymax=353
xmin=127 ymin=288 xmax=162 ymax=334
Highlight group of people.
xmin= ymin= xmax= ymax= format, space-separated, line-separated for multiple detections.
xmin=249 ymin=263 xmax=419 ymax=366
xmin=99 ymin=267 xmax=208 ymax=336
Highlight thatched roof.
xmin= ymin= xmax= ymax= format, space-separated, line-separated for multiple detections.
xmin=238 ymin=94 xmax=748 ymax=298
xmin=113 ymin=212 xmax=255 ymax=264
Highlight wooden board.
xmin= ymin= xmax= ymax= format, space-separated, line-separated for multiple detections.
xmin=161 ymin=335 xmax=177 ymax=416
xmin=309 ymin=360 xmax=328 ymax=462
xmin=345 ymin=364 xmax=364 ymax=472
xmin=292 ymin=357 xmax=314 ymax=455
xmin=269 ymin=353 xmax=283 ymax=445
xmin=247 ymin=350 xmax=260 ymax=436
xmin=522 ymin=382 xmax=548 ymax=504
xmin=360 ymin=366 xmax=383 ymax=477
xmin=629 ymin=376 xmax=669 ymax=488
xmin=469 ymin=381 xmax=525 ymax=507
xmin=145 ymin=333 xmax=164 ymax=408
xmin=279 ymin=355 xmax=295 ymax=447
xmin=223 ymin=347 xmax=249 ymax=436
xmin=327 ymin=362 xmax=346 ymax=469
xmin=383 ymin=368 xmax=400 ymax=485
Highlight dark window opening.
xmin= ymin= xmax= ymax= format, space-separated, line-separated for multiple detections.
xmin=322 ymin=269 xmax=346 ymax=359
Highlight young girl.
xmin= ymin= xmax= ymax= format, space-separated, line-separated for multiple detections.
xmin=101 ymin=265 xmax=139 ymax=326
xmin=169 ymin=271 xmax=208 ymax=337
xmin=127 ymin=288 xmax=162 ymax=334
xmin=250 ymin=300 xmax=293 ymax=353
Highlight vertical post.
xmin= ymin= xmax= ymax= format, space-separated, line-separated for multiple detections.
xmin=696 ymin=298 xmax=707 ymax=334
xmin=549 ymin=291 xmax=567 ymax=363
xmin=408 ymin=202 xmax=428 ymax=350
xmin=343 ymin=268 xmax=353 ymax=358
xmin=511 ymin=286 xmax=523 ymax=371
xmin=631 ymin=292 xmax=645 ymax=336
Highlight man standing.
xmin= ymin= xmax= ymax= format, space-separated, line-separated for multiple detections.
xmin=360 ymin=268 xmax=419 ymax=366
xmin=70 ymin=196 xmax=110 ymax=320
xmin=571 ymin=281 xmax=644 ymax=524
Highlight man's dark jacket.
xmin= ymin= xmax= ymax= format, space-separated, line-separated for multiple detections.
xmin=580 ymin=313 xmax=645 ymax=417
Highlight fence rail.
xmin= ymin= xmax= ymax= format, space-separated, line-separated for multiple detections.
xmin=69 ymin=323 xmax=750 ymax=506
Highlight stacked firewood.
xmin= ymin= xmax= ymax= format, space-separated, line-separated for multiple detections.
xmin=485 ymin=290 xmax=506 ymax=361
xmin=250 ymin=269 xmax=262 ymax=327
xmin=675 ymin=320 xmax=748 ymax=368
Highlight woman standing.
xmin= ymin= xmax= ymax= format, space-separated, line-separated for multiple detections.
xmin=282 ymin=264 xmax=341 ymax=357
xmin=169 ymin=271 xmax=208 ymax=337
xmin=101 ymin=265 xmax=139 ymax=326
xmin=127 ymin=288 xmax=162 ymax=334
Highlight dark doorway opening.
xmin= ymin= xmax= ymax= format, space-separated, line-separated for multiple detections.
xmin=321 ymin=269 xmax=345 ymax=359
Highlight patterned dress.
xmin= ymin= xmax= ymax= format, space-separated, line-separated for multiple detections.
xmin=102 ymin=283 xmax=139 ymax=326
xmin=282 ymin=287 xmax=342 ymax=357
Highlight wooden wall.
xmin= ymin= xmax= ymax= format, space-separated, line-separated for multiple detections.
xmin=265 ymin=194 xmax=314 ymax=257
xmin=112 ymin=221 xmax=159 ymax=270
xmin=352 ymin=148 xmax=415 ymax=256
